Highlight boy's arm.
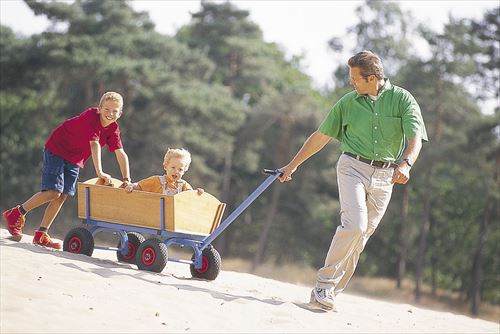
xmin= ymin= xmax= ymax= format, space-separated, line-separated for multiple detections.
xmin=114 ymin=148 xmax=131 ymax=186
xmin=90 ymin=140 xmax=112 ymax=184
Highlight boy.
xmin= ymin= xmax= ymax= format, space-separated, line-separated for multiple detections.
xmin=2 ymin=91 xmax=132 ymax=249
xmin=125 ymin=148 xmax=203 ymax=195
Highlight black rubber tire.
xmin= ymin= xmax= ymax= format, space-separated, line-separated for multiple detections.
xmin=116 ymin=232 xmax=145 ymax=263
xmin=63 ymin=227 xmax=94 ymax=256
xmin=190 ymin=246 xmax=221 ymax=281
xmin=135 ymin=238 xmax=168 ymax=273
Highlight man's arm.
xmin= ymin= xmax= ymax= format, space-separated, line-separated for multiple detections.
xmin=279 ymin=130 xmax=332 ymax=182
xmin=90 ymin=140 xmax=112 ymax=184
xmin=392 ymin=135 xmax=423 ymax=184
xmin=114 ymin=148 xmax=131 ymax=186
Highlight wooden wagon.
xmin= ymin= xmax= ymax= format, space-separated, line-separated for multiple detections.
xmin=63 ymin=170 xmax=281 ymax=280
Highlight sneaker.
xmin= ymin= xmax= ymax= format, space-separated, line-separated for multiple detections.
xmin=311 ymin=287 xmax=336 ymax=311
xmin=3 ymin=206 xmax=25 ymax=241
xmin=33 ymin=230 xmax=62 ymax=250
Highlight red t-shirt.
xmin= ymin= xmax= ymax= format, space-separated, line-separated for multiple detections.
xmin=45 ymin=107 xmax=123 ymax=168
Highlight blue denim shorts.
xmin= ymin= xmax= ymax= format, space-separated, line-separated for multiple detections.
xmin=41 ymin=149 xmax=80 ymax=196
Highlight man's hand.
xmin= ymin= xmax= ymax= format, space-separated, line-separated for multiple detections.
xmin=392 ymin=164 xmax=411 ymax=184
xmin=196 ymin=188 xmax=205 ymax=195
xmin=278 ymin=164 xmax=296 ymax=183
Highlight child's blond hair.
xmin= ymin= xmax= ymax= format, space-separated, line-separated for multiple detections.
xmin=99 ymin=91 xmax=123 ymax=110
xmin=163 ymin=148 xmax=192 ymax=171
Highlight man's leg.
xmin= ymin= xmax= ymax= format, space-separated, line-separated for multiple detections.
xmin=315 ymin=155 xmax=371 ymax=302
xmin=333 ymin=168 xmax=394 ymax=295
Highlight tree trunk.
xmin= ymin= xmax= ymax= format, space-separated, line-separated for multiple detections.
xmin=470 ymin=153 xmax=498 ymax=315
xmin=251 ymin=182 xmax=283 ymax=271
xmin=415 ymin=173 xmax=433 ymax=301
xmin=214 ymin=145 xmax=234 ymax=256
xmin=470 ymin=198 xmax=492 ymax=315
xmin=396 ymin=186 xmax=409 ymax=288
xmin=251 ymin=116 xmax=291 ymax=271
xmin=415 ymin=75 xmax=444 ymax=302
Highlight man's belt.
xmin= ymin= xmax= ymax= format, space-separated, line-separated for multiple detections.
xmin=343 ymin=152 xmax=397 ymax=169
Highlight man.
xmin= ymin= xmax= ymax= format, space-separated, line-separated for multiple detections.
xmin=279 ymin=50 xmax=427 ymax=311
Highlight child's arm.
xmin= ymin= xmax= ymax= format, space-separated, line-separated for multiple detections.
xmin=114 ymin=148 xmax=131 ymax=187
xmin=184 ymin=181 xmax=204 ymax=195
xmin=90 ymin=140 xmax=112 ymax=184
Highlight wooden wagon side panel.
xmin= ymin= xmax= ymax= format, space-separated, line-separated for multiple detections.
xmin=171 ymin=191 xmax=225 ymax=235
xmin=77 ymin=179 xmax=226 ymax=235
xmin=77 ymin=180 xmax=167 ymax=230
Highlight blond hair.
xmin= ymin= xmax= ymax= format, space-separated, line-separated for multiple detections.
xmin=99 ymin=91 xmax=123 ymax=110
xmin=348 ymin=50 xmax=384 ymax=80
xmin=163 ymin=148 xmax=192 ymax=170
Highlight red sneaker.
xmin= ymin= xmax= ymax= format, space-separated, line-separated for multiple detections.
xmin=33 ymin=230 xmax=62 ymax=250
xmin=3 ymin=206 xmax=25 ymax=241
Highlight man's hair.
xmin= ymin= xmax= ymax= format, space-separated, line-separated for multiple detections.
xmin=163 ymin=148 xmax=192 ymax=171
xmin=348 ymin=51 xmax=384 ymax=80
xmin=99 ymin=91 xmax=123 ymax=109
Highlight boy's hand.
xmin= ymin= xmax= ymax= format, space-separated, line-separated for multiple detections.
xmin=120 ymin=180 xmax=132 ymax=189
xmin=98 ymin=172 xmax=112 ymax=185
xmin=197 ymin=188 xmax=204 ymax=195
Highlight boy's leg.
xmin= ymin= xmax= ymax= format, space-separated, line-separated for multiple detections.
xmin=2 ymin=149 xmax=64 ymax=239
xmin=39 ymin=194 xmax=68 ymax=229
xmin=33 ymin=158 xmax=79 ymax=250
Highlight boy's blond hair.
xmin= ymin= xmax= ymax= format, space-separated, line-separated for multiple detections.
xmin=163 ymin=148 xmax=192 ymax=171
xmin=99 ymin=91 xmax=123 ymax=110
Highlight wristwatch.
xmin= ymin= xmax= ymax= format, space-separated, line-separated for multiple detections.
xmin=403 ymin=158 xmax=413 ymax=167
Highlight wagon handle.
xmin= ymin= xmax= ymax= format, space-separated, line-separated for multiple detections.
xmin=262 ymin=168 xmax=283 ymax=176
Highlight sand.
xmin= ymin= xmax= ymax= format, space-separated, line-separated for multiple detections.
xmin=1 ymin=228 xmax=498 ymax=333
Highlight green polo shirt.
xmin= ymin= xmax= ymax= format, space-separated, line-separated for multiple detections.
xmin=318 ymin=79 xmax=428 ymax=162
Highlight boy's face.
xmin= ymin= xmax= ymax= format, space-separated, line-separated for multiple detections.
xmin=98 ymin=99 xmax=122 ymax=127
xmin=164 ymin=157 xmax=188 ymax=181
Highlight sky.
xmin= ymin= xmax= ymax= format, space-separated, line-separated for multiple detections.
xmin=0 ymin=0 xmax=498 ymax=89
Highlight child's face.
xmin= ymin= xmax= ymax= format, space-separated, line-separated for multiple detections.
xmin=98 ymin=99 xmax=122 ymax=127
xmin=164 ymin=157 xmax=188 ymax=181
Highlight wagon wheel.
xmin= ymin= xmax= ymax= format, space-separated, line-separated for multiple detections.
xmin=63 ymin=227 xmax=94 ymax=256
xmin=190 ymin=246 xmax=221 ymax=281
xmin=116 ymin=232 xmax=145 ymax=263
xmin=135 ymin=238 xmax=168 ymax=273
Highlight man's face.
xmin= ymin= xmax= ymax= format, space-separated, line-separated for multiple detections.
xmin=349 ymin=66 xmax=376 ymax=95
xmin=98 ymin=99 xmax=122 ymax=127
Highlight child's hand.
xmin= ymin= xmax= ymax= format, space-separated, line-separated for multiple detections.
xmin=125 ymin=184 xmax=135 ymax=193
xmin=197 ymin=188 xmax=204 ymax=195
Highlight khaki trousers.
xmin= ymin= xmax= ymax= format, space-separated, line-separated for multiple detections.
xmin=316 ymin=154 xmax=395 ymax=296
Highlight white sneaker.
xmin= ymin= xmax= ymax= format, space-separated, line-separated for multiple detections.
xmin=311 ymin=287 xmax=336 ymax=310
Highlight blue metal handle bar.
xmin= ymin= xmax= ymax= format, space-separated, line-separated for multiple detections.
xmin=199 ymin=169 xmax=282 ymax=251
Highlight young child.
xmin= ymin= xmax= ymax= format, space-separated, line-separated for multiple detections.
xmin=125 ymin=148 xmax=203 ymax=195
xmin=2 ymin=91 xmax=132 ymax=249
